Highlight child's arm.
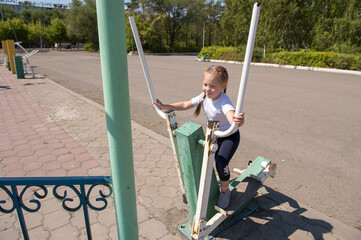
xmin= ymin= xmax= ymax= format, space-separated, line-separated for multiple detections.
xmin=153 ymin=99 xmax=194 ymax=111
xmin=226 ymin=111 xmax=245 ymax=128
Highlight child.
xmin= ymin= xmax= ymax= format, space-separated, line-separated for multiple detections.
xmin=153 ymin=65 xmax=245 ymax=209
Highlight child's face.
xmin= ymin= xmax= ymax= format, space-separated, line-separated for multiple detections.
xmin=203 ymin=73 xmax=226 ymax=101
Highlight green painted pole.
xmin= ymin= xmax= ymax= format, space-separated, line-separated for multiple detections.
xmin=96 ymin=1 xmax=139 ymax=239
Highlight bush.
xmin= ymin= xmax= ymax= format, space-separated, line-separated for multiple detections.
xmin=199 ymin=46 xmax=264 ymax=62
xmin=199 ymin=46 xmax=239 ymax=60
xmin=84 ymin=43 xmax=99 ymax=52
xmin=270 ymin=51 xmax=361 ymax=70
xmin=199 ymin=46 xmax=361 ymax=71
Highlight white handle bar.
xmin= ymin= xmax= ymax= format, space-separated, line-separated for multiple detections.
xmin=214 ymin=2 xmax=261 ymax=138
xmin=129 ymin=16 xmax=166 ymax=119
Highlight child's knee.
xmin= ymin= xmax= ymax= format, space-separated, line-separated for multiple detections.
xmin=216 ymin=159 xmax=230 ymax=181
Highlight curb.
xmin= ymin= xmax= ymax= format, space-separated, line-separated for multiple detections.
xmin=196 ymin=59 xmax=361 ymax=77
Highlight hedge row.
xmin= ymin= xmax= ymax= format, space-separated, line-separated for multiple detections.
xmin=199 ymin=46 xmax=361 ymax=71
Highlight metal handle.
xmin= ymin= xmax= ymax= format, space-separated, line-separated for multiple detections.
xmin=129 ymin=15 xmax=166 ymax=119
xmin=214 ymin=2 xmax=261 ymax=138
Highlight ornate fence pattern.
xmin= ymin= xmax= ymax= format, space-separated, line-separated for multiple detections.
xmin=0 ymin=176 xmax=112 ymax=240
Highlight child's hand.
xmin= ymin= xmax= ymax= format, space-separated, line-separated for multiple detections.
xmin=153 ymin=98 xmax=164 ymax=109
xmin=233 ymin=112 xmax=245 ymax=127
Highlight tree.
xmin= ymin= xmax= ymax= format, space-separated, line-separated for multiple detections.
xmin=258 ymin=0 xmax=314 ymax=51
xmin=143 ymin=0 xmax=199 ymax=50
xmin=310 ymin=0 xmax=360 ymax=52
xmin=31 ymin=9 xmax=48 ymax=25
xmin=126 ymin=0 xmax=142 ymax=13
xmin=47 ymin=18 xmax=67 ymax=48
xmin=0 ymin=5 xmax=17 ymax=20
xmin=0 ymin=21 xmax=12 ymax=41
xmin=49 ymin=9 xmax=65 ymax=21
xmin=220 ymin=0 xmax=253 ymax=46
xmin=204 ymin=0 xmax=223 ymax=46
xmin=27 ymin=22 xmax=47 ymax=48
xmin=20 ymin=9 xmax=33 ymax=24
xmin=67 ymin=0 xmax=98 ymax=49
xmin=6 ymin=18 xmax=28 ymax=43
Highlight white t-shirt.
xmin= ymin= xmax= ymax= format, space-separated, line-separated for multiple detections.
xmin=191 ymin=92 xmax=236 ymax=133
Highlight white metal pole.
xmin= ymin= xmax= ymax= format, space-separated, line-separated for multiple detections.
xmin=214 ymin=2 xmax=261 ymax=138
xmin=15 ymin=42 xmax=28 ymax=54
xmin=129 ymin=15 xmax=166 ymax=119
xmin=192 ymin=123 xmax=218 ymax=237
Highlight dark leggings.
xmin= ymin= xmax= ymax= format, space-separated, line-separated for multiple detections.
xmin=215 ymin=130 xmax=240 ymax=181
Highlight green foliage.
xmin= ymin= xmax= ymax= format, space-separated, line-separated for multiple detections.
xmin=220 ymin=0 xmax=254 ymax=46
xmin=0 ymin=0 xmax=360 ymax=55
xmin=268 ymin=51 xmax=361 ymax=70
xmin=6 ymin=19 xmax=28 ymax=42
xmin=0 ymin=21 xmax=12 ymax=41
xmin=0 ymin=5 xmax=17 ymax=20
xmin=199 ymin=46 xmax=238 ymax=59
xmin=20 ymin=9 xmax=33 ymax=24
xmin=67 ymin=0 xmax=98 ymax=47
xmin=199 ymin=47 xmax=361 ymax=71
xmin=84 ymin=43 xmax=99 ymax=51
xmin=27 ymin=22 xmax=44 ymax=47
xmin=270 ymin=51 xmax=331 ymax=68
xmin=31 ymin=9 xmax=52 ymax=25
xmin=173 ymin=41 xmax=200 ymax=53
xmin=47 ymin=18 xmax=67 ymax=44
xmin=199 ymin=46 xmax=263 ymax=62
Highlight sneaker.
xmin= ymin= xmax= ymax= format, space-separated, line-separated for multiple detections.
xmin=218 ymin=191 xmax=231 ymax=209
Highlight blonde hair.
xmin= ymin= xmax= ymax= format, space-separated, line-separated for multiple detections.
xmin=194 ymin=65 xmax=229 ymax=117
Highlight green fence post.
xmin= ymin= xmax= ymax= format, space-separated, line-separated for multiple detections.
xmin=14 ymin=56 xmax=24 ymax=79
xmin=96 ymin=0 xmax=139 ymax=239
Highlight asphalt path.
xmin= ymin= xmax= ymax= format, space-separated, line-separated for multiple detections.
xmin=29 ymin=50 xmax=361 ymax=229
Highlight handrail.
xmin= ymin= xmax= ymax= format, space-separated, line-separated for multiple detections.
xmin=15 ymin=42 xmax=28 ymax=54
xmin=129 ymin=15 xmax=166 ymax=119
xmin=214 ymin=2 xmax=261 ymax=138
xmin=23 ymin=49 xmax=39 ymax=59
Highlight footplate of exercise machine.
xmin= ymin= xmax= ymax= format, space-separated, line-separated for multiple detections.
xmin=178 ymin=177 xmax=262 ymax=239
xmin=215 ymin=177 xmax=262 ymax=215
xmin=177 ymin=156 xmax=275 ymax=239
xmin=177 ymin=202 xmax=258 ymax=240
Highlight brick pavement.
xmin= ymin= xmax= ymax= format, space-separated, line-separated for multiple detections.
xmin=1 ymin=66 xmax=361 ymax=239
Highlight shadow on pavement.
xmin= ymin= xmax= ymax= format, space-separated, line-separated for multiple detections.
xmin=216 ymin=186 xmax=333 ymax=240
xmin=0 ymin=85 xmax=11 ymax=90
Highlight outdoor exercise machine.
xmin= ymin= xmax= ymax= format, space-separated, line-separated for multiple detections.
xmin=130 ymin=2 xmax=277 ymax=239
xmin=22 ymin=49 xmax=39 ymax=77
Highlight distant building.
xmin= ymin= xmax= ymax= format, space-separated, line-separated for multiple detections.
xmin=0 ymin=0 xmax=70 ymax=13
